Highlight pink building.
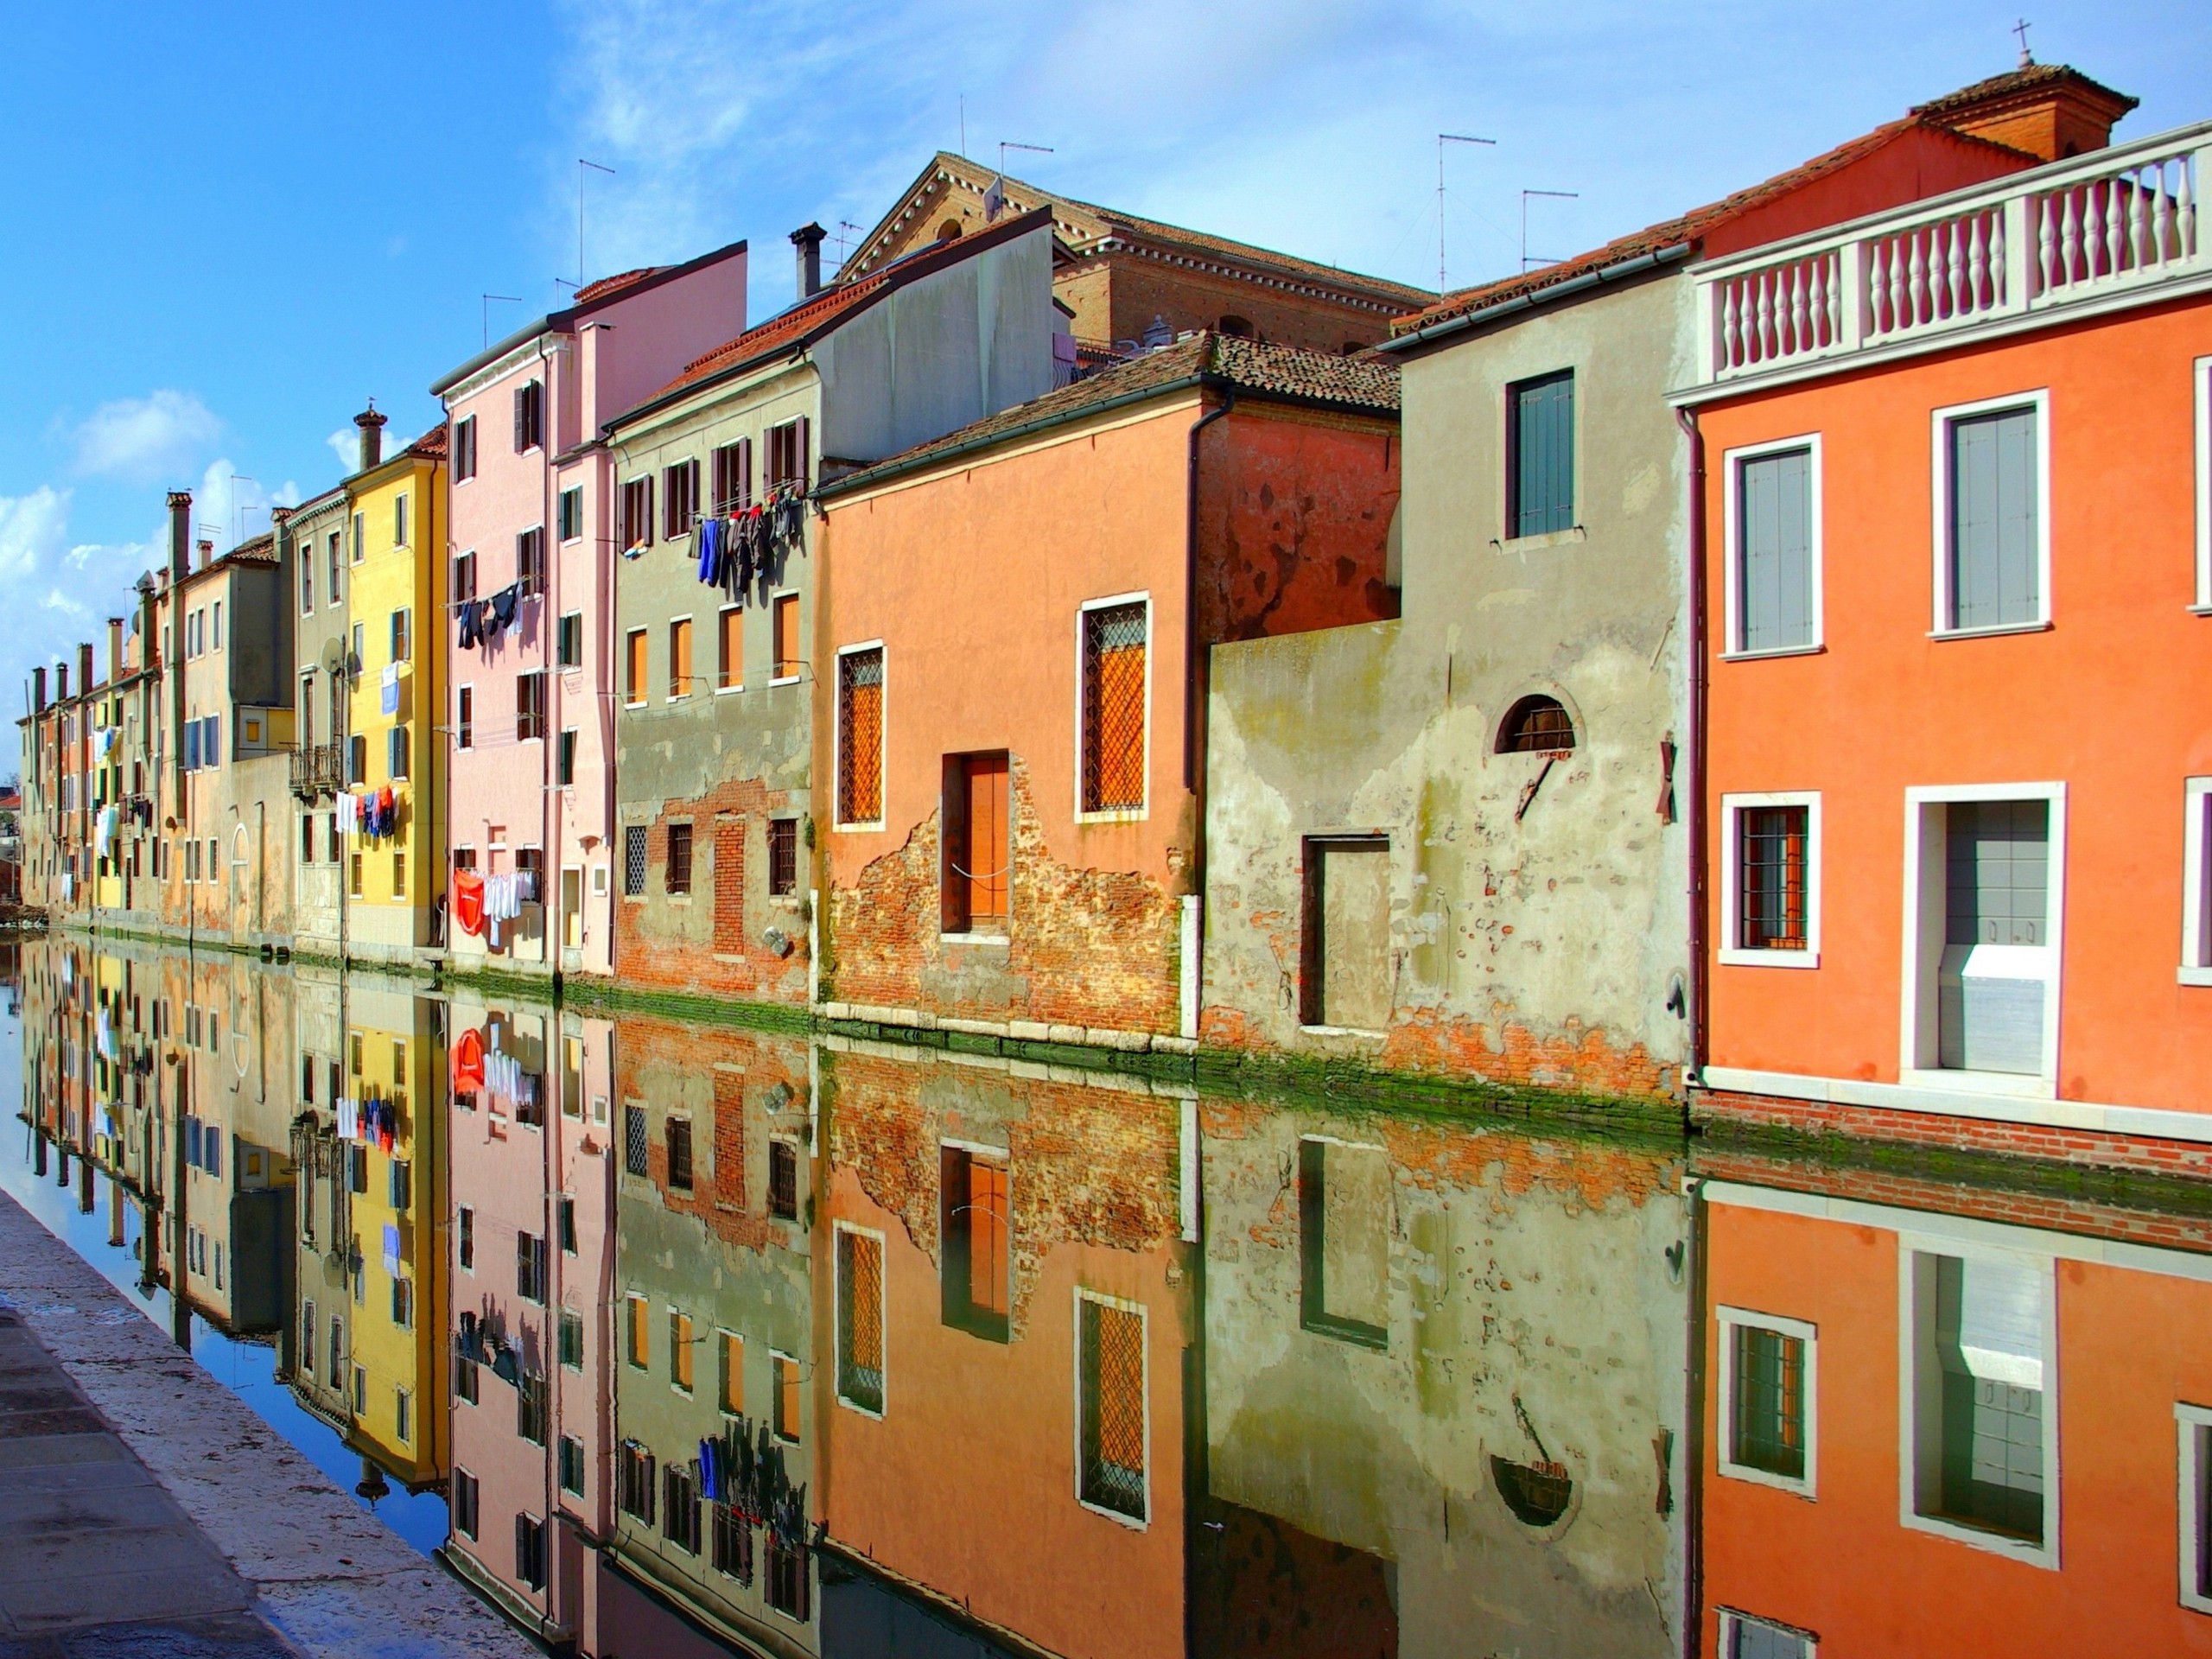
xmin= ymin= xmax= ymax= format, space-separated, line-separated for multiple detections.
xmin=433 ymin=245 xmax=748 ymax=980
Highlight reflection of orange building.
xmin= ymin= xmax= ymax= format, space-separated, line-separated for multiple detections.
xmin=1699 ymin=1159 xmax=2212 ymax=1656
xmin=816 ymin=1041 xmax=1192 ymax=1659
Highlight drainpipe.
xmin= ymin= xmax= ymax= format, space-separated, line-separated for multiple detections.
xmin=167 ymin=493 xmax=191 ymax=954
xmin=1182 ymin=381 xmax=1234 ymax=1039
xmin=1675 ymin=407 xmax=1708 ymax=1087
xmin=540 ymin=335 xmax=558 ymax=980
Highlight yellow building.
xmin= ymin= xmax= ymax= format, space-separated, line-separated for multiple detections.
xmin=343 ymin=411 xmax=448 ymax=964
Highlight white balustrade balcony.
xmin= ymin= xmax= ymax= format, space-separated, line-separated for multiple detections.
xmin=1691 ymin=121 xmax=2212 ymax=389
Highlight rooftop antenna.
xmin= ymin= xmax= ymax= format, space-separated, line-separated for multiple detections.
xmin=1521 ymin=189 xmax=1579 ymax=271
xmin=999 ymin=141 xmax=1052 ymax=175
xmin=577 ymin=158 xmax=615 ymax=289
xmin=482 ymin=294 xmax=523 ymax=348
xmin=830 ymin=220 xmax=866 ymax=277
xmin=228 ymin=477 xmax=257 ymax=549
xmin=2012 ymin=16 xmax=2034 ymax=65
xmin=1438 ymin=133 xmax=1497 ymax=292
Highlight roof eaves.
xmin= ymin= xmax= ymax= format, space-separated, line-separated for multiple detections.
xmin=1376 ymin=243 xmax=1693 ymax=356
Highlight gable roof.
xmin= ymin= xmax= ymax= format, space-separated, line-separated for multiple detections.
xmin=1910 ymin=61 xmax=2137 ymax=124
xmin=841 ymin=152 xmax=1433 ymax=313
xmin=817 ymin=332 xmax=1397 ymax=501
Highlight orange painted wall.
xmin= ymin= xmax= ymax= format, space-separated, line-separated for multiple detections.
xmin=1701 ymin=126 xmax=2036 ymax=259
xmin=1702 ymin=296 xmax=2212 ymax=1113
xmin=1704 ymin=1201 xmax=2212 ymax=1656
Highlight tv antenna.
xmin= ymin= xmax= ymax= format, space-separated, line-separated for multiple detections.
xmin=228 ymin=476 xmax=257 ymax=549
xmin=830 ymin=220 xmax=866 ymax=276
xmin=1438 ymin=133 xmax=1497 ymax=292
xmin=576 ymin=159 xmax=615 ymax=289
xmin=482 ymin=294 xmax=522 ymax=348
xmin=1521 ymin=189 xmax=1579 ymax=271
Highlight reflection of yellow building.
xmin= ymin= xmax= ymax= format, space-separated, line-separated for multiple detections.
xmin=343 ymin=413 xmax=447 ymax=965
xmin=342 ymin=984 xmax=448 ymax=1491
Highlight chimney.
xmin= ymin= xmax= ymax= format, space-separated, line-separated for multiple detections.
xmin=1916 ymin=64 xmax=2139 ymax=162
xmin=77 ymin=644 xmax=92 ymax=698
xmin=167 ymin=490 xmax=191 ymax=589
xmin=791 ymin=223 xmax=826 ymax=299
xmin=197 ymin=539 xmax=213 ymax=572
xmin=55 ymin=661 xmax=68 ymax=702
xmin=356 ymin=402 xmax=388 ymax=472
xmin=106 ymin=619 xmax=123 ymax=683
xmin=31 ymin=666 xmax=45 ymax=714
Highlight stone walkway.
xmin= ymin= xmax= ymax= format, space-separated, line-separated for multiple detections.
xmin=0 ymin=1191 xmax=537 ymax=1659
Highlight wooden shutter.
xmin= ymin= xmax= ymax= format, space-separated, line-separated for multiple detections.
xmin=1739 ymin=448 xmax=1812 ymax=652
xmin=514 ymin=385 xmax=527 ymax=453
xmin=1949 ymin=406 xmax=2038 ymax=630
xmin=964 ymin=754 xmax=1007 ymax=925
xmin=718 ymin=607 xmax=742 ymax=690
xmin=794 ymin=416 xmax=810 ymax=489
xmin=938 ymin=756 xmax=969 ymax=933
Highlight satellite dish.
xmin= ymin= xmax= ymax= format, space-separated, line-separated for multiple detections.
xmin=320 ymin=639 xmax=343 ymax=677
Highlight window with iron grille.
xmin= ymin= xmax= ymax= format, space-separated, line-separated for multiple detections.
xmin=764 ymin=1537 xmax=810 ymax=1620
xmin=624 ymin=1106 xmax=648 ymax=1176
xmin=620 ymin=477 xmax=653 ymax=551
xmin=663 ymin=459 xmax=700 ymax=538
xmin=619 ymin=1441 xmax=656 ymax=1523
xmin=516 ymin=1513 xmax=547 ymax=1591
xmin=514 ymin=379 xmax=543 ymax=453
xmin=624 ymin=826 xmax=646 ymax=896
xmin=767 ymin=819 xmax=798 ymax=896
xmin=518 ymin=1370 xmax=548 ymax=1446
xmin=559 ymin=1306 xmax=583 ymax=1370
xmin=517 ymin=526 xmax=544 ymax=592
xmin=558 ymin=486 xmax=582 ymax=543
xmin=663 ymin=1462 xmax=701 ymax=1554
xmin=1507 ymin=369 xmax=1574 ymax=537
xmin=517 ymin=1231 xmax=547 ymax=1304
xmin=711 ymin=439 xmax=753 ymax=512
xmin=768 ymin=1140 xmax=799 ymax=1220
xmin=836 ymin=648 xmax=884 ymax=824
xmin=837 ymin=1227 xmax=886 ymax=1414
xmin=559 ymin=1434 xmax=585 ymax=1497
xmin=518 ymin=671 xmax=547 ymax=742
xmin=1730 ymin=1319 xmax=1809 ymax=1482
xmin=1077 ymin=1294 xmax=1147 ymax=1521
xmin=667 ymin=1118 xmax=694 ymax=1191
xmin=1497 ymin=695 xmax=1574 ymax=754
xmin=1738 ymin=806 xmax=1810 ymax=951
xmin=1081 ymin=601 xmax=1147 ymax=812
xmin=453 ymin=1468 xmax=479 ymax=1539
xmin=666 ymin=823 xmax=693 ymax=895
xmin=712 ymin=1503 xmax=754 ymax=1583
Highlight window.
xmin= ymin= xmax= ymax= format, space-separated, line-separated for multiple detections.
xmin=391 ymin=607 xmax=411 ymax=664
xmin=2184 ymin=779 xmax=2212 ymax=986
xmin=395 ymin=1386 xmax=412 ymax=1444
xmin=453 ymin=551 xmax=477 ymax=609
xmin=771 ymin=594 xmax=802 ymax=682
xmin=559 ymin=1306 xmax=584 ymax=1371
xmin=620 ymin=477 xmax=653 ymax=551
xmin=393 ymin=493 xmax=410 ymax=550
xmin=666 ymin=823 xmax=693 ymax=895
xmin=388 ymin=727 xmax=410 ymax=782
xmin=213 ymin=601 xmax=224 ymax=650
xmin=942 ymin=753 xmax=1009 ymax=934
xmin=668 ymin=618 xmax=694 ymax=700
xmin=517 ymin=1231 xmax=547 ymax=1304
xmin=766 ymin=417 xmax=810 ymax=490
xmin=711 ymin=439 xmax=753 ymax=512
xmin=352 ymin=1363 xmax=367 ymax=1413
xmin=765 ymin=1536 xmax=810 ymax=1620
xmin=1938 ymin=397 xmax=2045 ymax=635
xmin=941 ymin=1147 xmax=1008 ymax=1340
xmin=559 ymin=1434 xmax=585 ymax=1497
xmin=1718 ymin=1611 xmax=1815 ymax=1659
xmin=328 ymin=531 xmax=343 ymax=600
xmin=453 ymin=414 xmax=477 ymax=482
xmin=556 ymin=728 xmax=576 ymax=789
xmin=301 ymin=1300 xmax=316 ymax=1373
xmin=836 ymin=1226 xmax=886 ymax=1414
xmin=1729 ymin=439 xmax=1820 ymax=654
xmin=517 ymin=527 xmax=543 ymax=592
xmin=772 ymin=1352 xmax=802 ymax=1443
xmin=513 ymin=378 xmax=543 ymax=453
xmin=1507 ymin=369 xmax=1574 ymax=537
xmin=458 ymin=1205 xmax=474 ymax=1271
xmin=671 ymin=1309 xmax=696 ymax=1392
xmin=1300 ymin=836 xmax=1391 ymax=1032
xmin=768 ymin=1140 xmax=799 ymax=1221
xmin=557 ymin=610 xmax=582 ymax=669
xmin=515 ymin=1513 xmax=547 ymax=1591
xmin=1718 ymin=1308 xmax=1816 ymax=1495
xmin=301 ymin=554 xmax=314 ymax=615
xmin=713 ymin=1500 xmax=754 ymax=1584
xmin=1905 ymin=793 xmax=2058 ymax=1080
xmin=665 ymin=1116 xmax=694 ymax=1190
xmin=663 ymin=459 xmax=699 ymax=537
xmin=767 ymin=819 xmax=798 ymax=897
xmin=518 ymin=671 xmax=546 ymax=742
xmin=456 ymin=1353 xmax=479 ymax=1403
xmin=624 ymin=629 xmax=647 ymax=706
xmin=2198 ymin=357 xmax=2212 ymax=609
xmin=836 ymin=646 xmax=883 ymax=824
xmin=559 ymin=485 xmax=583 ymax=543
xmin=301 ymin=812 xmax=316 ymax=865
xmin=1721 ymin=794 xmax=1820 ymax=968
xmin=1217 ymin=314 xmax=1255 ymax=338
xmin=456 ymin=686 xmax=474 ymax=750
xmin=623 ymin=826 xmax=646 ymax=897
xmin=1904 ymin=1249 xmax=2054 ymax=1560
xmin=1497 ymin=694 xmax=1574 ymax=753
xmin=393 ymin=850 xmax=407 ymax=897
xmin=626 ymin=1293 xmax=650 ymax=1368
xmin=1299 ymin=1138 xmax=1389 ymax=1347
xmin=352 ymin=511 xmax=365 ymax=563
xmin=717 ymin=607 xmax=742 ymax=690
xmin=718 ymin=1332 xmax=744 ymax=1414
xmin=453 ymin=1469 xmax=480 ymax=1541
xmin=1080 ymin=600 xmax=1147 ymax=813
xmin=2181 ymin=1402 xmax=2212 ymax=1612
xmin=619 ymin=1440 xmax=656 ymax=1523
xmin=1077 ymin=1292 xmax=1147 ymax=1522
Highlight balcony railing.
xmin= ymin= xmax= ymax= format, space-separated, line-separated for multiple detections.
xmin=291 ymin=741 xmax=346 ymax=798
xmin=1692 ymin=121 xmax=2212 ymax=388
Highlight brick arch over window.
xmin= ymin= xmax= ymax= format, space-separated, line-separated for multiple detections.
xmin=1496 ymin=694 xmax=1576 ymax=755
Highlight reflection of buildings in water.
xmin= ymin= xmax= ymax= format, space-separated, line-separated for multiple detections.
xmin=1198 ymin=1106 xmax=1691 ymax=1659
xmin=1696 ymin=1150 xmax=2212 ymax=1657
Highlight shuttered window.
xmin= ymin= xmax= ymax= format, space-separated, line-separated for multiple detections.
xmin=1081 ymin=601 xmax=1147 ymax=812
xmin=1737 ymin=446 xmax=1814 ymax=652
xmin=516 ymin=526 xmax=543 ymax=591
xmin=837 ymin=647 xmax=884 ymax=824
xmin=517 ymin=671 xmax=546 ymax=741
xmin=454 ymin=415 xmax=477 ymax=481
xmin=666 ymin=823 xmax=692 ymax=895
xmin=452 ymin=550 xmax=476 ymax=606
xmin=557 ymin=611 xmax=583 ymax=668
xmin=717 ymin=607 xmax=742 ymax=690
xmin=1508 ymin=369 xmax=1574 ymax=537
xmin=513 ymin=379 xmax=543 ymax=453
xmin=772 ymin=594 xmax=800 ymax=680
xmin=558 ymin=486 xmax=583 ymax=542
xmin=766 ymin=418 xmax=810 ymax=489
xmin=387 ymin=726 xmax=410 ymax=781
xmin=624 ymin=629 xmax=647 ymax=706
xmin=620 ymin=477 xmax=653 ymax=551
xmin=663 ymin=459 xmax=699 ymax=537
xmin=942 ymin=753 xmax=1008 ymax=933
xmin=1947 ymin=405 xmax=2039 ymax=631
xmin=669 ymin=619 xmax=694 ymax=699
xmin=711 ymin=439 xmax=753 ymax=512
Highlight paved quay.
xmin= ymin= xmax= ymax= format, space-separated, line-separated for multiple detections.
xmin=0 ymin=1189 xmax=535 ymax=1659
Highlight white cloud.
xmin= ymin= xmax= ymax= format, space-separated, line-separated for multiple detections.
xmin=327 ymin=428 xmax=358 ymax=474
xmin=71 ymin=390 xmax=222 ymax=484
xmin=0 ymin=486 xmax=70 ymax=580
xmin=190 ymin=460 xmax=297 ymax=554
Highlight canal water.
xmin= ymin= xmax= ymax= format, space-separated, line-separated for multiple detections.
xmin=10 ymin=932 xmax=2210 ymax=1657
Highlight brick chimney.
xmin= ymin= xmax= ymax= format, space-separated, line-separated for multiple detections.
xmin=31 ymin=666 xmax=45 ymax=714
xmin=106 ymin=618 xmax=123 ymax=683
xmin=77 ymin=643 xmax=92 ymax=698
xmin=167 ymin=490 xmax=191 ymax=589
xmin=54 ymin=662 xmax=67 ymax=702
xmin=197 ymin=539 xmax=213 ymax=572
xmin=356 ymin=403 xmax=388 ymax=472
xmin=1914 ymin=63 xmax=2139 ymax=162
xmin=791 ymin=223 xmax=826 ymax=299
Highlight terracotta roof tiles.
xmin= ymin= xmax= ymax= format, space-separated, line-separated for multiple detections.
xmin=575 ymin=265 xmax=666 ymax=304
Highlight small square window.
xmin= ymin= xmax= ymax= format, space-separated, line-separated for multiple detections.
xmin=1721 ymin=795 xmax=1820 ymax=968
xmin=1718 ymin=1611 xmax=1815 ymax=1658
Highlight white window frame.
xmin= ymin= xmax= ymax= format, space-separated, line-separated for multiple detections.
xmin=1719 ymin=791 xmax=1821 ymax=969
xmin=1715 ymin=1306 xmax=1818 ymax=1497
xmin=831 ymin=1220 xmax=887 ymax=1420
xmin=2193 ymin=356 xmax=2211 ymax=613
xmin=831 ymin=639 xmax=887 ymax=832
xmin=1929 ymin=388 xmax=2052 ymax=639
xmin=2183 ymin=778 xmax=2212 ymax=986
xmin=1900 ymin=781 xmax=2066 ymax=1098
xmin=1897 ymin=1238 xmax=2060 ymax=1569
xmin=1721 ymin=433 xmax=1824 ymax=659
xmin=559 ymin=483 xmax=585 ymax=545
xmin=454 ymin=414 xmax=476 ymax=485
xmin=2178 ymin=1402 xmax=2212 ymax=1613
xmin=455 ymin=683 xmax=474 ymax=752
xmin=1072 ymin=1287 xmax=1151 ymax=1529
xmin=1072 ymin=591 xmax=1153 ymax=823
xmin=1717 ymin=1609 xmax=1817 ymax=1656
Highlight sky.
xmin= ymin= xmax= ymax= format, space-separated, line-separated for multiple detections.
xmin=0 ymin=0 xmax=2204 ymax=738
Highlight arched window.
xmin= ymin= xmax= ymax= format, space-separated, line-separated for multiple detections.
xmin=936 ymin=219 xmax=963 ymax=243
xmin=1497 ymin=695 xmax=1576 ymax=754
xmin=1217 ymin=315 xmax=1256 ymax=339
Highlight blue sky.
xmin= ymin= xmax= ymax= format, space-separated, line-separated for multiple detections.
xmin=2 ymin=0 xmax=2204 ymax=733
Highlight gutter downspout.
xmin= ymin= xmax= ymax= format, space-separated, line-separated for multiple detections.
xmin=1183 ymin=384 xmax=1234 ymax=1042
xmin=539 ymin=335 xmax=558 ymax=981
xmin=1675 ymin=401 xmax=1708 ymax=1659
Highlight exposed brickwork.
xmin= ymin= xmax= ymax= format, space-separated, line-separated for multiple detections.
xmin=712 ymin=817 xmax=744 ymax=954
xmin=614 ymin=774 xmax=808 ymax=1006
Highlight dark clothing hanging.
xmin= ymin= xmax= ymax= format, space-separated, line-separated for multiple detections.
xmin=490 ymin=585 xmax=519 ymax=632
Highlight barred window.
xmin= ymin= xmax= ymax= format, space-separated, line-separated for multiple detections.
xmin=712 ymin=1503 xmax=754 ymax=1583
xmin=768 ymin=1139 xmax=799 ymax=1221
xmin=663 ymin=1461 xmax=701 ymax=1554
xmin=666 ymin=823 xmax=693 ymax=895
xmin=1732 ymin=1321 xmax=1808 ymax=1480
xmin=1077 ymin=1294 xmax=1147 ymax=1521
xmin=837 ymin=648 xmax=884 ymax=824
xmin=837 ymin=1228 xmax=886 ymax=1414
xmin=623 ymin=826 xmax=646 ymax=896
xmin=767 ymin=818 xmax=798 ymax=897
xmin=624 ymin=1106 xmax=648 ymax=1176
xmin=1081 ymin=602 xmax=1147 ymax=812
xmin=765 ymin=1536 xmax=810 ymax=1620
xmin=619 ymin=1440 xmax=656 ymax=1522
xmin=1497 ymin=694 xmax=1575 ymax=754
xmin=1739 ymin=806 xmax=1810 ymax=950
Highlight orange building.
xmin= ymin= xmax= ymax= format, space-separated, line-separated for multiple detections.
xmin=812 ymin=334 xmax=1401 ymax=1044
xmin=1678 ymin=104 xmax=2212 ymax=1172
